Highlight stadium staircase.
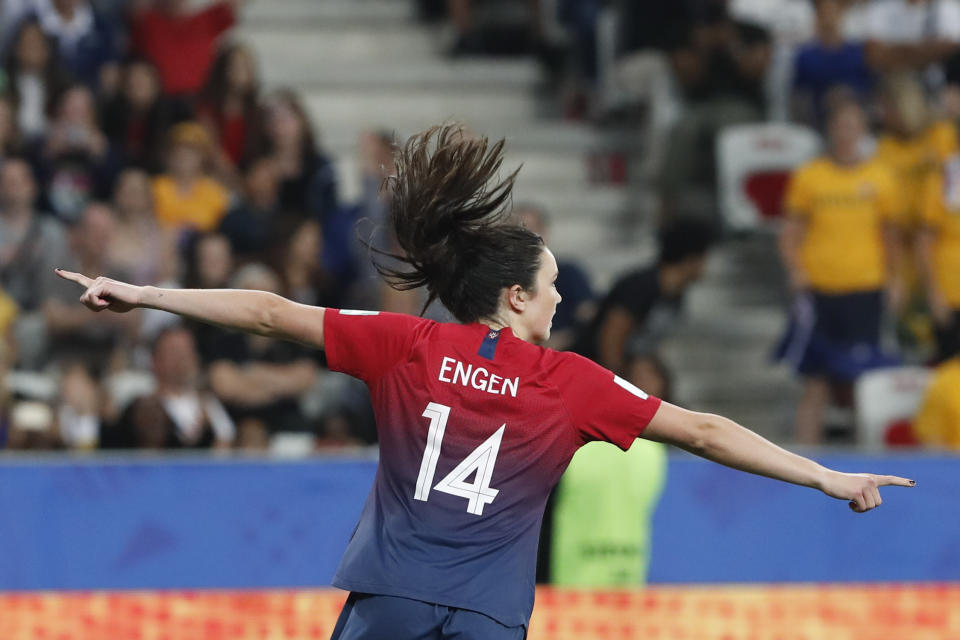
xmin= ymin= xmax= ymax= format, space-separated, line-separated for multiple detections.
xmin=239 ymin=0 xmax=802 ymax=441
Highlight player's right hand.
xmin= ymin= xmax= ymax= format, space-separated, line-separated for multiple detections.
xmin=55 ymin=269 xmax=142 ymax=314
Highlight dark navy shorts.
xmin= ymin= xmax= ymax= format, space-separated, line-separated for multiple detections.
xmin=776 ymin=289 xmax=898 ymax=380
xmin=330 ymin=593 xmax=527 ymax=640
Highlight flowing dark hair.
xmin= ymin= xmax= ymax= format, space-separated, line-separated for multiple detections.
xmin=374 ymin=124 xmax=544 ymax=324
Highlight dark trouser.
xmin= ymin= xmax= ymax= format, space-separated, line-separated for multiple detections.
xmin=933 ymin=309 xmax=960 ymax=363
xmin=330 ymin=593 xmax=527 ymax=640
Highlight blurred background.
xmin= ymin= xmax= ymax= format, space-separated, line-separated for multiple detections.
xmin=0 ymin=0 xmax=959 ymax=638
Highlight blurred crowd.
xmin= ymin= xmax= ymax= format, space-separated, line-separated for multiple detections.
xmin=0 ymin=0 xmax=416 ymax=453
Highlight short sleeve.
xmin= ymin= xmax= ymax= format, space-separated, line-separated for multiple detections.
xmin=784 ymin=165 xmax=812 ymax=218
xmin=553 ymin=352 xmax=662 ymax=450
xmin=323 ymin=310 xmax=433 ymax=385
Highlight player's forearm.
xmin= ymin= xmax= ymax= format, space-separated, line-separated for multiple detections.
xmin=139 ymin=286 xmax=286 ymax=337
xmin=684 ymin=413 xmax=829 ymax=490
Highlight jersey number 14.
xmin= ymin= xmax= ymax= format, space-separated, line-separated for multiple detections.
xmin=413 ymin=402 xmax=504 ymax=516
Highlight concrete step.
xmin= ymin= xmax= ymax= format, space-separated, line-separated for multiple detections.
xmin=236 ymin=24 xmax=437 ymax=62
xmin=244 ymin=0 xmax=414 ymax=27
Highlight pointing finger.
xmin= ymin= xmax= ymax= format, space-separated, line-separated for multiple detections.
xmin=875 ymin=475 xmax=916 ymax=488
xmin=55 ymin=268 xmax=94 ymax=289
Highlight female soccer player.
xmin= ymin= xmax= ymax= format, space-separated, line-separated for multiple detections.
xmin=57 ymin=125 xmax=915 ymax=640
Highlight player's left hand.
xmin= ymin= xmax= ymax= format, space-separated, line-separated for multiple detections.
xmin=819 ymin=470 xmax=915 ymax=513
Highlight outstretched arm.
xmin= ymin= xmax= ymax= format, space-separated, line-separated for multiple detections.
xmin=55 ymin=270 xmax=326 ymax=349
xmin=642 ymin=401 xmax=915 ymax=513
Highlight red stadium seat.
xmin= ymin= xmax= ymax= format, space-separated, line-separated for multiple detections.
xmin=854 ymin=366 xmax=932 ymax=449
xmin=717 ymin=123 xmax=822 ymax=231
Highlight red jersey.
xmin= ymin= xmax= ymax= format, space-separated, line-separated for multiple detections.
xmin=130 ymin=3 xmax=235 ymax=95
xmin=323 ymin=310 xmax=661 ymax=627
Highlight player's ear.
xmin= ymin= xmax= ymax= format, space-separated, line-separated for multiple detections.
xmin=506 ymin=284 xmax=526 ymax=313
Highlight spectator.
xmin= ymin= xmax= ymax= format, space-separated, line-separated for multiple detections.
xmin=152 ymin=121 xmax=231 ymax=232
xmin=875 ymin=72 xmax=954 ymax=356
xmin=572 ymin=218 xmax=716 ymax=375
xmin=0 ymin=158 xmax=69 ymax=367
xmin=912 ymin=349 xmax=960 ymax=448
xmin=919 ymin=153 xmax=960 ymax=363
xmin=196 ymin=41 xmax=260 ymax=176
xmin=129 ymin=0 xmax=239 ymax=98
xmin=182 ymin=231 xmax=233 ymax=290
xmin=217 ymin=155 xmax=281 ymax=262
xmin=250 ymin=90 xmax=338 ymax=221
xmin=100 ymin=57 xmax=189 ymax=173
xmin=110 ymin=168 xmax=177 ymax=286
xmin=791 ymin=0 xmax=874 ymax=128
xmin=0 ymin=94 xmax=25 ymax=160
xmin=107 ymin=325 xmax=235 ymax=449
xmin=778 ymin=99 xmax=904 ymax=444
xmin=0 ymin=332 xmax=12 ymax=447
xmin=864 ymin=0 xmax=960 ymax=76
xmin=345 ymin=129 xmax=396 ymax=309
xmin=30 ymin=0 xmax=120 ymax=91
xmin=515 ymin=202 xmax=594 ymax=351
xmin=267 ymin=218 xmax=337 ymax=307
xmin=39 ymin=83 xmax=111 ymax=222
xmin=56 ymin=359 xmax=102 ymax=449
xmin=546 ymin=351 xmax=670 ymax=586
xmin=3 ymin=17 xmax=71 ymax=142
xmin=206 ymin=263 xmax=320 ymax=434
xmin=659 ymin=18 xmax=773 ymax=219
xmin=43 ymin=201 xmax=138 ymax=372
xmin=6 ymin=399 xmax=59 ymax=449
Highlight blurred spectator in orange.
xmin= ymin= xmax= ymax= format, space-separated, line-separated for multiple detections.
xmin=217 ymin=156 xmax=282 ymax=263
xmin=250 ymin=90 xmax=338 ymax=222
xmin=100 ymin=57 xmax=189 ymax=173
xmin=30 ymin=0 xmax=121 ymax=91
xmin=919 ymin=152 xmax=960 ymax=364
xmin=0 ymin=158 xmax=69 ymax=368
xmin=875 ymin=72 xmax=954 ymax=357
xmin=572 ymin=218 xmax=715 ymax=375
xmin=912 ymin=350 xmax=960 ymax=448
xmin=778 ymin=99 xmax=904 ymax=444
xmin=152 ymin=122 xmax=231 ymax=232
xmin=791 ymin=0 xmax=874 ymax=128
xmin=206 ymin=263 xmax=319 ymax=435
xmin=110 ymin=168 xmax=178 ymax=286
xmin=129 ymin=0 xmax=239 ymax=98
xmin=43 ymin=201 xmax=138 ymax=372
xmin=39 ymin=84 xmax=110 ymax=222
xmin=196 ymin=41 xmax=260 ymax=179
xmin=515 ymin=203 xmax=594 ymax=351
xmin=106 ymin=325 xmax=235 ymax=449
xmin=864 ymin=0 xmax=960 ymax=75
xmin=3 ymin=17 xmax=71 ymax=142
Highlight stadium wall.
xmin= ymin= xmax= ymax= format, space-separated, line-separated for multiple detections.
xmin=0 ymin=452 xmax=957 ymax=590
